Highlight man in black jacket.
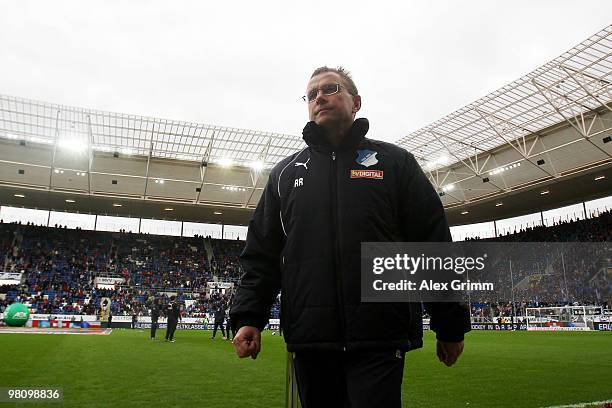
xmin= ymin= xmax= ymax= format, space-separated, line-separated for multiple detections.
xmin=150 ymin=299 xmax=160 ymax=340
xmin=230 ymin=66 xmax=470 ymax=408
xmin=211 ymin=304 xmax=227 ymax=340
xmin=164 ymin=296 xmax=181 ymax=343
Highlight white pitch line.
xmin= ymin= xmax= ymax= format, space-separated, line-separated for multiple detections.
xmin=541 ymin=399 xmax=612 ymax=408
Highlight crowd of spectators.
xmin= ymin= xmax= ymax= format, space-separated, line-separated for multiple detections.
xmin=465 ymin=210 xmax=611 ymax=318
xmin=210 ymin=240 xmax=244 ymax=282
xmin=466 ymin=210 xmax=611 ymax=242
xmin=0 ymin=222 xmax=239 ymax=317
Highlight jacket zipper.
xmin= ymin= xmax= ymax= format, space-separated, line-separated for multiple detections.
xmin=330 ymin=150 xmax=347 ymax=351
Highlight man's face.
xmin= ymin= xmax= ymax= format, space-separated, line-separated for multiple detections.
xmin=306 ymin=72 xmax=361 ymax=129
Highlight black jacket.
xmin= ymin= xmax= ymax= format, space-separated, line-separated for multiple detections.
xmin=151 ymin=304 xmax=160 ymax=323
xmin=166 ymin=302 xmax=180 ymax=322
xmin=214 ymin=308 xmax=226 ymax=323
xmin=231 ymin=118 xmax=470 ymax=352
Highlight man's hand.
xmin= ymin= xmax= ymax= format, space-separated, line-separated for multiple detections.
xmin=233 ymin=326 xmax=262 ymax=360
xmin=436 ymin=340 xmax=464 ymax=367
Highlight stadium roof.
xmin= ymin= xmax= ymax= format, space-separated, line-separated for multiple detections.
xmin=396 ymin=25 xmax=612 ymax=222
xmin=0 ymin=95 xmax=304 ymax=168
xmin=0 ymin=26 xmax=611 ymax=226
xmin=396 ymin=25 xmax=612 ymax=170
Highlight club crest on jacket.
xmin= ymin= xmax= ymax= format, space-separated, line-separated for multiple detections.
xmin=356 ymin=149 xmax=378 ymax=167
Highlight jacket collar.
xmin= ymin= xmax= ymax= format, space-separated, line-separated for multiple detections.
xmin=302 ymin=118 xmax=369 ymax=151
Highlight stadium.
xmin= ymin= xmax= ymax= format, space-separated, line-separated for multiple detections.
xmin=1 ymin=11 xmax=611 ymax=408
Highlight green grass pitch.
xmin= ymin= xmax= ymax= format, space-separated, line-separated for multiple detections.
xmin=0 ymin=329 xmax=610 ymax=407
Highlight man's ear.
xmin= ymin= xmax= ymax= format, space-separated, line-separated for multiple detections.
xmin=352 ymin=95 xmax=362 ymax=113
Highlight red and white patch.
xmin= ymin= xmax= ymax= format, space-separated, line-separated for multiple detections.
xmin=350 ymin=169 xmax=384 ymax=179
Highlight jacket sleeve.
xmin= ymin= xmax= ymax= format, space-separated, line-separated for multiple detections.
xmin=398 ymin=151 xmax=471 ymax=342
xmin=230 ymin=169 xmax=284 ymax=332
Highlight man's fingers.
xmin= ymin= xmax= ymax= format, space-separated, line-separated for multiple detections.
xmin=443 ymin=352 xmax=455 ymax=366
xmin=437 ymin=340 xmax=464 ymax=367
xmin=436 ymin=341 xmax=447 ymax=363
xmin=247 ymin=339 xmax=260 ymax=359
xmin=246 ymin=333 xmax=261 ymax=359
xmin=233 ymin=337 xmax=252 ymax=358
xmin=444 ymin=348 xmax=460 ymax=366
xmin=450 ymin=343 xmax=465 ymax=366
xmin=232 ymin=326 xmax=262 ymax=359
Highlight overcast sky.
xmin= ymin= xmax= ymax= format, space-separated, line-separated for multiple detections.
xmin=1 ymin=1 xmax=611 ymax=143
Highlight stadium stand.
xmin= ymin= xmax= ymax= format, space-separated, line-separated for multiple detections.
xmin=1 ymin=210 xmax=609 ymax=322
xmin=464 ymin=210 xmax=611 ymax=320
xmin=0 ymin=222 xmax=233 ymax=317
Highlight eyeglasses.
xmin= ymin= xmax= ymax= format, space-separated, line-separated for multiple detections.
xmin=302 ymin=83 xmax=344 ymax=103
